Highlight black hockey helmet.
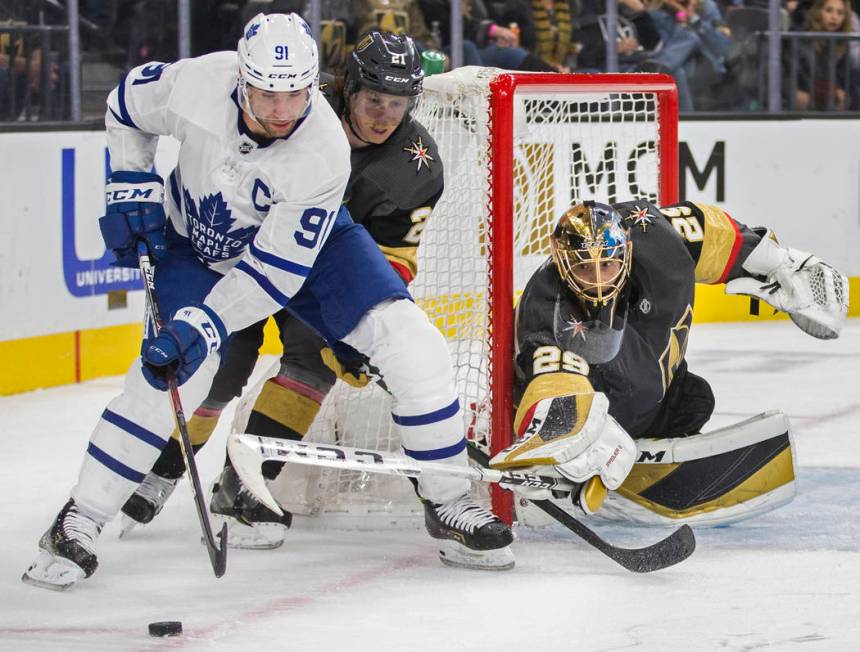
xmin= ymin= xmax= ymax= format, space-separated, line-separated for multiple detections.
xmin=344 ymin=31 xmax=424 ymax=99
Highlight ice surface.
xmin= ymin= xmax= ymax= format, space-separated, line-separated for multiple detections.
xmin=1 ymin=320 xmax=859 ymax=651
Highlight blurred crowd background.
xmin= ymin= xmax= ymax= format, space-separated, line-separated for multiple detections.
xmin=2 ymin=0 xmax=859 ymax=122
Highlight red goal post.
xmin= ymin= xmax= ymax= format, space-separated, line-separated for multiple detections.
xmin=480 ymin=71 xmax=679 ymax=522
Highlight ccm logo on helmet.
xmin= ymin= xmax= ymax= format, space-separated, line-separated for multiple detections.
xmin=384 ymin=75 xmax=409 ymax=83
xmin=268 ymin=73 xmax=299 ymax=79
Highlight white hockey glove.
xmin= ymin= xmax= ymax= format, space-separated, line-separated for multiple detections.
xmin=489 ymin=392 xmax=636 ymax=512
xmin=725 ymin=230 xmax=848 ymax=339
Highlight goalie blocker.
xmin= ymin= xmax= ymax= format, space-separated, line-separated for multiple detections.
xmin=517 ymin=411 xmax=796 ymax=527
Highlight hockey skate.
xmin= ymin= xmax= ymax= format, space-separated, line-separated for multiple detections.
xmin=423 ymin=494 xmax=515 ymax=571
xmin=119 ymin=471 xmax=180 ymax=536
xmin=209 ymin=465 xmax=292 ymax=550
xmin=22 ymin=499 xmax=103 ymax=591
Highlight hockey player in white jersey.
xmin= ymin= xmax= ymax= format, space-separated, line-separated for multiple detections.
xmin=22 ymin=13 xmax=513 ymax=591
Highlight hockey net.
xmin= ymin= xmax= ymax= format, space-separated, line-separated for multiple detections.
xmin=240 ymin=68 xmax=679 ymax=528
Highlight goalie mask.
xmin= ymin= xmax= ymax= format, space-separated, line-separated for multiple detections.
xmin=237 ymin=13 xmax=319 ymax=127
xmin=550 ymin=202 xmax=633 ymax=363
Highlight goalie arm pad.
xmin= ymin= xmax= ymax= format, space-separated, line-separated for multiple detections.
xmin=490 ymin=372 xmax=636 ymax=491
xmin=725 ymin=229 xmax=849 ymax=339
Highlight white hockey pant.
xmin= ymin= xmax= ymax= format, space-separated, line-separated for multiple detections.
xmin=342 ymin=299 xmax=469 ymax=503
xmin=71 ymin=355 xmax=221 ymax=523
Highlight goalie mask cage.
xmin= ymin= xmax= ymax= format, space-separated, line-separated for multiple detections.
xmin=256 ymin=68 xmax=679 ymax=527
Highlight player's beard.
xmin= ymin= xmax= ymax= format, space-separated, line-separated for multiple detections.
xmin=255 ymin=116 xmax=297 ymax=139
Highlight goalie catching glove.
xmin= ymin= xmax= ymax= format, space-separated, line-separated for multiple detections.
xmin=726 ymin=229 xmax=848 ymax=339
xmin=489 ymin=391 xmax=636 ymax=514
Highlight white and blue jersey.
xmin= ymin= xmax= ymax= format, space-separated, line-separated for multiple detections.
xmin=68 ymin=51 xmax=468 ymax=526
xmin=106 ymin=51 xmax=351 ymax=335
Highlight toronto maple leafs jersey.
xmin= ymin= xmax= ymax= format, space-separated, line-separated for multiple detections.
xmin=105 ymin=51 xmax=351 ymax=334
xmin=514 ymin=201 xmax=763 ymax=438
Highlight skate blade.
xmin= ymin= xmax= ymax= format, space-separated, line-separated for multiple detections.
xmin=208 ymin=513 xmax=286 ymax=550
xmin=21 ymin=551 xmax=85 ymax=591
xmin=437 ymin=540 xmax=515 ymax=571
xmin=118 ymin=515 xmax=140 ymax=539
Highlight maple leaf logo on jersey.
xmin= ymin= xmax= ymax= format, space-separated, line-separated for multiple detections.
xmin=183 ymin=188 xmax=258 ymax=262
xmin=403 ymin=137 xmax=434 ymax=173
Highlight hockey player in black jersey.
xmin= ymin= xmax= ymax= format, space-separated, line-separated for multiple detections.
xmin=489 ymin=200 xmax=848 ymax=524
xmin=119 ymin=31 xmax=512 ymax=565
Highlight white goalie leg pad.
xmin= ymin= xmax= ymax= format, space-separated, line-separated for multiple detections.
xmin=71 ymin=355 xmax=220 ymax=523
xmin=342 ymin=299 xmax=469 ymax=502
xmin=725 ymin=231 xmax=848 ymax=339
xmin=599 ymin=411 xmax=796 ymax=526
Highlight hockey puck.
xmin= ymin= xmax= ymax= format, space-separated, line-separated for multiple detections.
xmin=148 ymin=621 xmax=182 ymax=637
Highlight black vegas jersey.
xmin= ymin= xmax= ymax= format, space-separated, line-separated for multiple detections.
xmin=515 ymin=201 xmax=763 ymax=438
xmin=322 ymin=78 xmax=444 ymax=282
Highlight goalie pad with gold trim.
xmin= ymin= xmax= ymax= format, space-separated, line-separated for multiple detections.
xmin=517 ymin=411 xmax=796 ymax=527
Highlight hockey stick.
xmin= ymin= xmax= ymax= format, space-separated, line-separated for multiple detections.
xmin=466 ymin=443 xmax=696 ymax=573
xmin=137 ymin=242 xmax=227 ymax=578
xmin=227 ymin=433 xmax=577 ymax=516
xmin=227 ymin=433 xmax=695 ymax=572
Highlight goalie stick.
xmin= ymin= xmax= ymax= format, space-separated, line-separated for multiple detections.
xmin=465 ymin=443 xmax=696 ymax=573
xmin=227 ymin=433 xmax=695 ymax=573
xmin=138 ymin=243 xmax=227 ymax=578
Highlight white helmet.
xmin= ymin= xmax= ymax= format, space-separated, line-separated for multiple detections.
xmin=238 ymin=13 xmax=318 ymax=92
xmin=237 ymin=13 xmax=319 ymax=126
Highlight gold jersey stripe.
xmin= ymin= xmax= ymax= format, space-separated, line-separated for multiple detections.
xmin=692 ymin=203 xmax=742 ymax=284
xmin=378 ymin=244 xmax=419 ymax=281
xmin=253 ymin=380 xmax=322 ymax=436
xmin=170 ymin=413 xmax=219 ymax=446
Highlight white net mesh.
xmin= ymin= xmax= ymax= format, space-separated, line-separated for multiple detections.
xmin=255 ymin=68 xmax=671 ymax=527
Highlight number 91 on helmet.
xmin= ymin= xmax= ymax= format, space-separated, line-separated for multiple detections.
xmin=237 ymin=13 xmax=320 ymax=135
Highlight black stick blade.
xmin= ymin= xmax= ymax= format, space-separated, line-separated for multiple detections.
xmin=210 ymin=523 xmax=228 ymax=578
xmin=467 ymin=443 xmax=696 ymax=573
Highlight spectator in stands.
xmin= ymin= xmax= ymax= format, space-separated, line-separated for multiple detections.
xmin=419 ymin=0 xmax=555 ymax=70
xmin=571 ymin=0 xmax=664 ymax=73
xmin=792 ymin=0 xmax=855 ymax=109
xmin=645 ymin=0 xmax=732 ymax=110
xmin=1 ymin=9 xmax=60 ymax=119
xmin=355 ymin=0 xmax=437 ymax=50
xmin=531 ymin=0 xmax=576 ymax=71
xmin=113 ymin=0 xmax=177 ymax=66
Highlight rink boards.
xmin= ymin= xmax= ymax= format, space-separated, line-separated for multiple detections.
xmin=1 ymin=120 xmax=858 ymax=394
